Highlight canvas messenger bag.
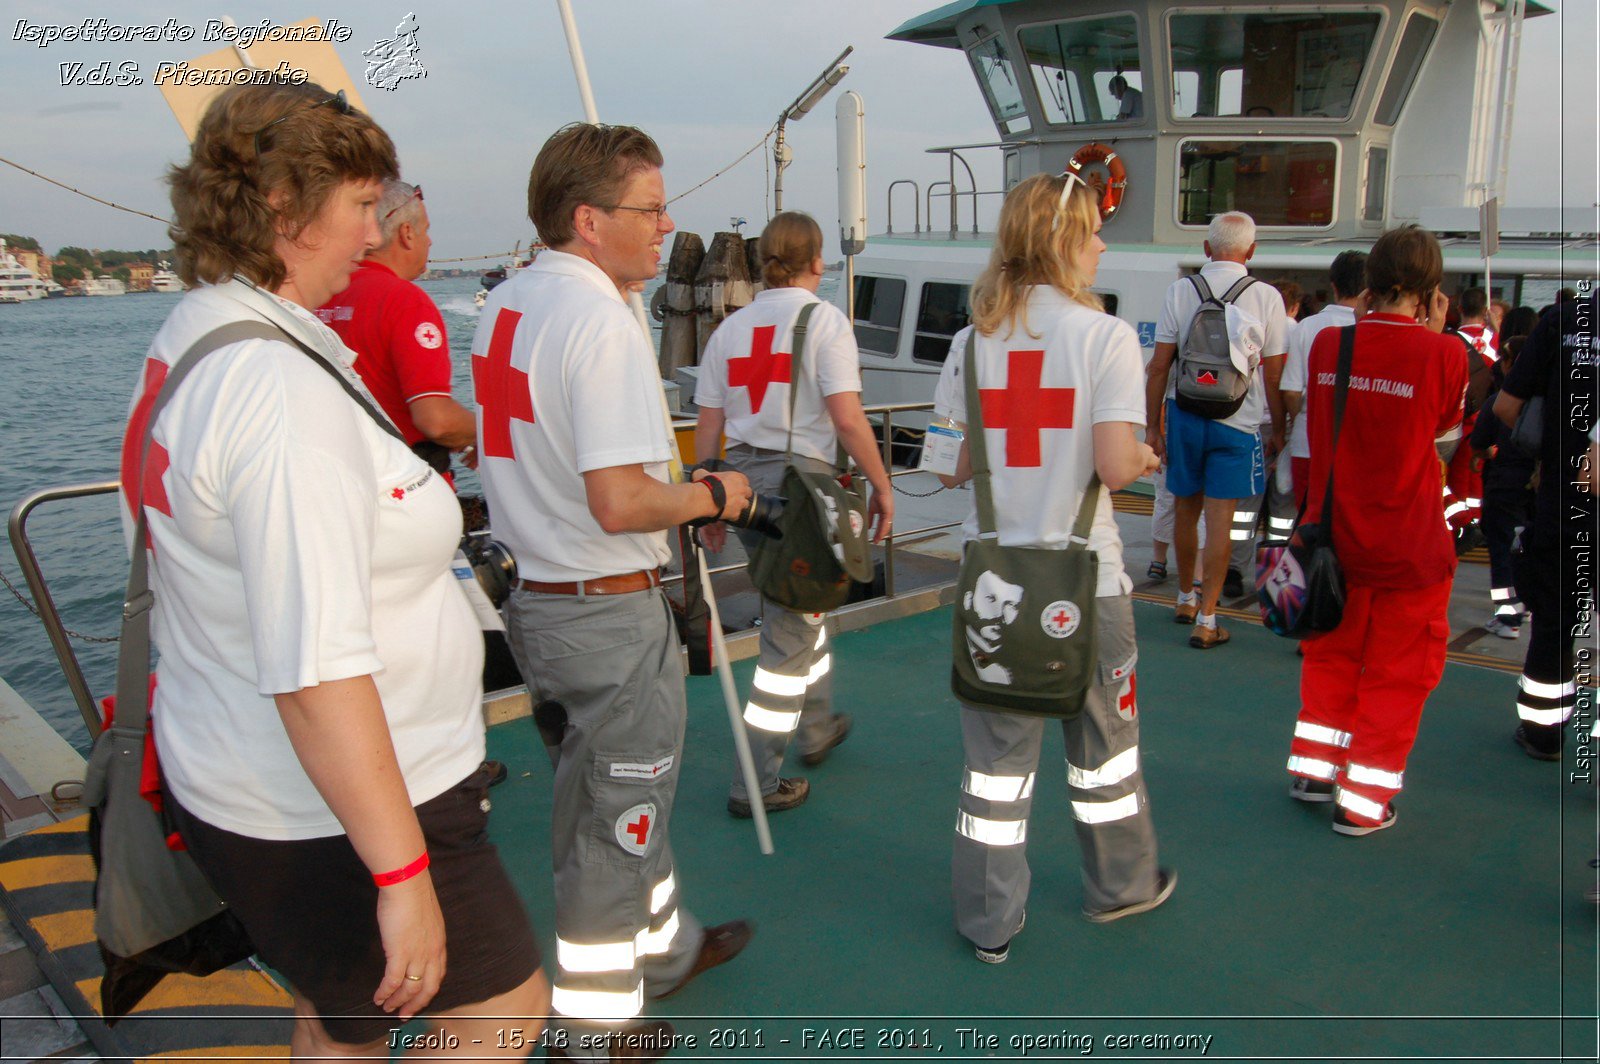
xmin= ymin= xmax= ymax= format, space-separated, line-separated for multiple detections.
xmin=949 ymin=333 xmax=1100 ymax=718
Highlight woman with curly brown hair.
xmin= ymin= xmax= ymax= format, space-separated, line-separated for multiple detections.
xmin=122 ymin=80 xmax=547 ymax=1057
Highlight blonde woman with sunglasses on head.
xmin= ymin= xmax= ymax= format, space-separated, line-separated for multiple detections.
xmin=931 ymin=172 xmax=1173 ymax=964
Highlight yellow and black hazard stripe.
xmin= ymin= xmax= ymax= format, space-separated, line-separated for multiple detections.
xmin=0 ymin=815 xmax=291 ymax=1060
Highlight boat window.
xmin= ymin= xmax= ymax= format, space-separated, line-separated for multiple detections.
xmin=1098 ymin=293 xmax=1121 ymax=318
xmin=1167 ymin=10 xmax=1382 ymax=120
xmin=1019 ymin=14 xmax=1144 ymax=126
xmin=967 ymin=34 xmax=1032 ymax=135
xmin=1363 ymin=145 xmax=1388 ymax=221
xmin=853 ymin=275 xmax=907 ymax=355
xmin=912 ymin=282 xmax=973 ymax=365
xmin=1178 ymin=140 xmax=1339 ymax=227
xmin=1374 ymin=12 xmax=1439 ymax=126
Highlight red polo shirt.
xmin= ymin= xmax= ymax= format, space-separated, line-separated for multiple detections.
xmin=316 ymin=261 xmax=452 ymax=445
xmin=1302 ymin=314 xmax=1467 ymax=589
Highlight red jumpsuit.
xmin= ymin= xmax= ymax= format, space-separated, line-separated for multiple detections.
xmin=1287 ymin=315 xmax=1467 ymax=826
xmin=1442 ymin=324 xmax=1496 ymax=534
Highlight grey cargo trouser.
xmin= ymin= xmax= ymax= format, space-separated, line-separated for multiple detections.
xmin=952 ymin=594 xmax=1160 ymax=948
xmin=725 ymin=444 xmax=840 ymax=800
xmin=505 ymin=588 xmax=704 ymax=1056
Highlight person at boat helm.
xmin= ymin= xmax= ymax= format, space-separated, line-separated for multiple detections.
xmin=933 ymin=172 xmax=1174 ymax=964
xmin=1284 ymin=225 xmax=1466 ymax=835
xmin=1145 ymin=211 xmax=1289 ymax=650
xmin=317 ymin=177 xmax=479 ymax=484
xmin=1108 ymin=74 xmax=1143 ymax=120
xmin=475 ymin=122 xmax=754 ymax=1061
xmin=129 ymin=80 xmax=549 ymax=1058
xmin=693 ymin=210 xmax=894 ymax=820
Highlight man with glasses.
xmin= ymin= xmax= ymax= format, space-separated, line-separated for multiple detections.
xmin=475 ymin=123 xmax=754 ymax=1061
xmin=318 ymin=178 xmax=477 ymax=482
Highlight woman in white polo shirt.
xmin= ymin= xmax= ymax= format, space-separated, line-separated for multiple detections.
xmin=931 ymin=173 xmax=1174 ymax=964
xmin=123 ymin=81 xmax=547 ymax=1056
xmin=694 ymin=211 xmax=893 ymax=818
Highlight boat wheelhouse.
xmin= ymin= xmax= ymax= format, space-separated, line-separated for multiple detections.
xmin=847 ymin=0 xmax=1593 ymax=414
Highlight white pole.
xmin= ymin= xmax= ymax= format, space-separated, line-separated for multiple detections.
xmin=553 ymin=0 xmax=772 ymax=853
xmin=698 ymin=561 xmax=775 ymax=855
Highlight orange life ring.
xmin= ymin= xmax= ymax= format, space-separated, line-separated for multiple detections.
xmin=1066 ymin=142 xmax=1128 ymax=220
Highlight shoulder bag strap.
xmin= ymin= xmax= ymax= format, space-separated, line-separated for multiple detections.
xmin=962 ymin=331 xmax=998 ymax=538
xmin=1220 ymin=276 xmax=1258 ymax=304
xmin=1319 ymin=324 xmax=1357 ymax=543
xmin=1187 ymin=273 xmax=1212 ymax=303
xmin=783 ymin=301 xmax=821 ymax=463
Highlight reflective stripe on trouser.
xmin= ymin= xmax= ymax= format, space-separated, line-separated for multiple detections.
xmin=1491 ymin=585 xmax=1527 ymax=620
xmin=1517 ymin=676 xmax=1577 ymax=727
xmin=1444 ymin=430 xmax=1483 ymax=530
xmin=727 ymin=446 xmax=840 ymax=801
xmin=952 ymin=594 xmax=1159 ymax=949
xmin=1261 ymin=458 xmax=1299 ymax=547
xmin=1293 ymin=578 xmax=1452 ymax=825
xmin=505 ymin=589 xmax=705 ymax=1057
xmin=1513 ymin=515 xmax=1587 ymax=739
xmin=1227 ymin=431 xmax=1269 ymax=577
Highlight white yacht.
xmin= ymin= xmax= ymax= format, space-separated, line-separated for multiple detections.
xmin=0 ymin=240 xmax=45 ymax=303
xmin=841 ymin=0 xmax=1594 ymax=416
xmin=149 ymin=263 xmax=185 ymax=293
xmin=83 ymin=276 xmax=127 ymax=297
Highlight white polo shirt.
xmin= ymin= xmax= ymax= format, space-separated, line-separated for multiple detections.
xmin=1154 ymin=260 xmax=1289 ymax=436
xmin=475 ymin=251 xmax=674 ymax=582
xmin=125 ymin=280 xmax=485 ymax=841
xmin=932 ymin=287 xmax=1145 ymax=597
xmin=695 ymin=287 xmax=861 ymax=462
xmin=1282 ymin=302 xmax=1357 ymax=459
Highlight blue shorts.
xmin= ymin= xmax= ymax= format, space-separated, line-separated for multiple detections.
xmin=1164 ymin=401 xmax=1265 ymax=499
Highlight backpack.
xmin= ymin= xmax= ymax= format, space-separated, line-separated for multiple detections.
xmin=1174 ymin=274 xmax=1258 ymax=420
xmin=1452 ymin=331 xmax=1494 ymax=417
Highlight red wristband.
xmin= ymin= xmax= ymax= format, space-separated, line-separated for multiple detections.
xmin=372 ymin=851 xmax=429 ymax=887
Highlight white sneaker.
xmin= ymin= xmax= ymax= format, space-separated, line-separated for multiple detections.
xmin=1483 ymin=617 xmax=1522 ymax=640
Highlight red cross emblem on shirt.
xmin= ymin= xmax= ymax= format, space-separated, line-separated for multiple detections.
xmin=728 ymin=325 xmax=791 ymax=413
xmin=391 ymin=487 xmax=405 ymax=501
xmin=471 ymin=307 xmax=535 ymax=460
xmin=119 ymin=357 xmax=175 ymax=530
xmin=978 ymin=349 xmax=1076 ymax=467
xmin=626 ymin=812 xmax=651 ymax=847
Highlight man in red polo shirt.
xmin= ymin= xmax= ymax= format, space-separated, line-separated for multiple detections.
xmin=318 ymin=179 xmax=476 ymax=478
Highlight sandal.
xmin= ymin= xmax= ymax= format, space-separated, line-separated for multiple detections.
xmin=1146 ymin=560 xmax=1168 ymax=581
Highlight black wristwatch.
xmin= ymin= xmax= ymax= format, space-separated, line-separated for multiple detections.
xmin=689 ymin=474 xmax=725 ymax=527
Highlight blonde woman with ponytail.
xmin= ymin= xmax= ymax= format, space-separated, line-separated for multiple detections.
xmin=694 ymin=211 xmax=893 ymax=818
xmin=931 ymin=173 xmax=1172 ymax=963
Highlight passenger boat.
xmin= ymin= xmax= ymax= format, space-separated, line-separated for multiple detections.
xmin=0 ymin=1 xmax=1592 ymax=1060
xmin=148 ymin=265 xmax=185 ymax=294
xmin=0 ymin=241 xmax=45 ymax=304
xmin=81 ymin=276 xmax=126 ymax=297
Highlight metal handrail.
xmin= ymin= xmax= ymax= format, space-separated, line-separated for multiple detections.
xmin=8 ymin=481 xmax=119 ymax=737
xmin=887 ymin=179 xmax=921 ymax=235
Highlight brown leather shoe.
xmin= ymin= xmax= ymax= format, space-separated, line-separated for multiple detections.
xmin=1188 ymin=624 xmax=1231 ymax=649
xmin=650 ymin=920 xmax=753 ymax=1000
xmin=548 ymin=1019 xmax=676 ymax=1061
xmin=1173 ymin=601 xmax=1198 ymax=624
xmin=727 ymin=777 xmax=809 ymax=818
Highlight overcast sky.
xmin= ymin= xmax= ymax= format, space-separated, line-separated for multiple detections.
xmin=3 ymin=0 xmax=1596 ymax=264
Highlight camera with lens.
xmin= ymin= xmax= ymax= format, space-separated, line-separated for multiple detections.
xmin=691 ymin=459 xmax=785 ymax=539
xmin=459 ymin=532 xmax=518 ymax=608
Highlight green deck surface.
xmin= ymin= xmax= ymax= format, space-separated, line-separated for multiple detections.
xmin=481 ymin=602 xmax=1597 ymax=1062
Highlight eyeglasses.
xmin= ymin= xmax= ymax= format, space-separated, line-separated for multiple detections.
xmin=598 ymin=203 xmax=669 ymax=225
xmin=253 ymin=89 xmax=353 ymax=156
xmin=1051 ymin=170 xmax=1090 ymax=232
xmin=382 ymin=185 xmax=424 ymax=224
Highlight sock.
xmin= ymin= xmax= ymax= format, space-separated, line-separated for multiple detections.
xmin=1178 ymin=590 xmax=1198 ymax=606
xmin=1197 ymin=613 xmax=1217 ymax=629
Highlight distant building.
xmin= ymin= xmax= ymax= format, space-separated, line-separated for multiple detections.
xmin=14 ymin=249 xmax=51 ymax=282
xmin=125 ymin=262 xmax=154 ymax=292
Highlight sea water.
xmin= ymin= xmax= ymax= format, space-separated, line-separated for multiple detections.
xmin=0 ymin=272 xmax=839 ymax=750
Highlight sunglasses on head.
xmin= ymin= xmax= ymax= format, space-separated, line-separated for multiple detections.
xmin=253 ymin=89 xmax=353 ymax=156
xmin=1051 ymin=170 xmax=1090 ymax=232
xmin=383 ymin=185 xmax=424 ymax=224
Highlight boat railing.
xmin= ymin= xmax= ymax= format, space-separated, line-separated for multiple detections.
xmin=886 ymin=180 xmax=921 ymax=234
xmin=919 ymin=141 xmax=1038 ymax=238
xmin=8 ymin=481 xmax=119 ymax=738
xmin=9 ymin=403 xmax=953 ymax=737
